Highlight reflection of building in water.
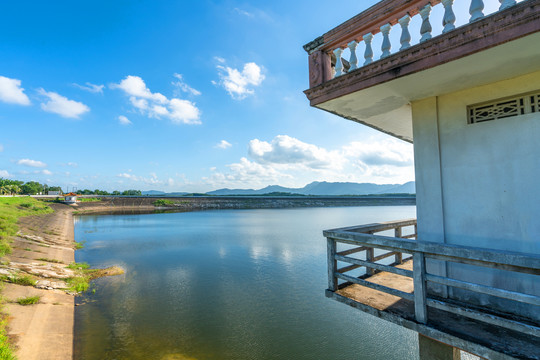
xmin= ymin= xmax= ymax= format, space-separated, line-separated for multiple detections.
xmin=303 ymin=0 xmax=540 ymax=358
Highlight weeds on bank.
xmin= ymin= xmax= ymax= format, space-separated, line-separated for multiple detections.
xmin=0 ymin=283 xmax=16 ymax=359
xmin=1 ymin=274 xmax=36 ymax=286
xmin=16 ymin=295 xmax=40 ymax=305
xmin=65 ymin=263 xmax=124 ymax=294
xmin=66 ymin=276 xmax=89 ymax=293
xmin=0 ymin=315 xmax=15 ymax=360
xmin=153 ymin=199 xmax=174 ymax=207
xmin=78 ymin=198 xmax=101 ymax=202
xmin=66 ymin=262 xmax=90 ymax=270
xmin=0 ymin=197 xmax=53 ymax=256
xmin=37 ymin=258 xmax=63 ymax=264
xmin=74 ymin=241 xmax=85 ymax=250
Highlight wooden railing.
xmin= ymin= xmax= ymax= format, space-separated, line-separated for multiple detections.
xmin=324 ymin=219 xmax=540 ymax=338
xmin=305 ymin=0 xmax=524 ymax=87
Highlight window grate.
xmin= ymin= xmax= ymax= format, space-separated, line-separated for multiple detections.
xmin=468 ymin=91 xmax=540 ymax=124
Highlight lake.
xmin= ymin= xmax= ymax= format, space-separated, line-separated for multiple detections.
xmin=73 ymin=206 xmax=419 ymax=360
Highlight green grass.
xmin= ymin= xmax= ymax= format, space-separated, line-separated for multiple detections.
xmin=66 ymin=262 xmax=90 ymax=270
xmin=0 ymin=197 xmax=53 ymax=256
xmin=3 ymin=274 xmax=36 ymax=286
xmin=16 ymin=295 xmax=40 ymax=305
xmin=0 ymin=316 xmax=15 ymax=360
xmin=24 ymin=248 xmax=32 ymax=251
xmin=74 ymin=241 xmax=85 ymax=250
xmin=153 ymin=199 xmax=174 ymax=207
xmin=66 ymin=276 xmax=89 ymax=293
xmin=78 ymin=198 xmax=101 ymax=202
xmin=37 ymin=258 xmax=63 ymax=264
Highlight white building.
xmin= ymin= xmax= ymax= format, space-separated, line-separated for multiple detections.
xmin=304 ymin=0 xmax=540 ymax=358
xmin=63 ymin=193 xmax=78 ymax=204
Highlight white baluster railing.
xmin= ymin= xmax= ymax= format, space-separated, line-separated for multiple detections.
xmin=327 ymin=0 xmax=522 ymax=80
xmin=442 ymin=0 xmax=456 ymax=33
xmin=399 ymin=14 xmax=412 ymax=51
xmin=419 ymin=4 xmax=433 ymax=43
xmin=334 ymin=48 xmax=344 ymax=77
xmin=348 ymin=41 xmax=359 ymax=71
xmin=380 ymin=24 xmax=392 ymax=59
xmin=469 ymin=0 xmax=485 ymax=22
xmin=363 ymin=33 xmax=374 ymax=66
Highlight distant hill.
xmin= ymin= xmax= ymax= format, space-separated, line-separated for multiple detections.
xmin=142 ymin=190 xmax=189 ymax=196
xmin=207 ymin=181 xmax=415 ymax=196
xmin=142 ymin=190 xmax=166 ymax=196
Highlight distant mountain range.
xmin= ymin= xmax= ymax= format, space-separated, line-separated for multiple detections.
xmin=142 ymin=181 xmax=415 ymax=196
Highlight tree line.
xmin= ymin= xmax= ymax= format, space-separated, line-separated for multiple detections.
xmin=0 ymin=178 xmax=141 ymax=196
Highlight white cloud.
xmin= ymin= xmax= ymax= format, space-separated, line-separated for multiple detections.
xmin=17 ymin=158 xmax=47 ymax=168
xmin=172 ymin=74 xmax=201 ymax=96
xmin=117 ymin=173 xmax=138 ymax=180
xmin=204 ymin=157 xmax=289 ymax=189
xmin=234 ymin=8 xmax=254 ymax=17
xmin=73 ymin=82 xmax=104 ymax=94
xmin=0 ymin=76 xmax=31 ymax=105
xmin=168 ymin=99 xmax=200 ymax=124
xmin=216 ymin=61 xmax=265 ymax=100
xmin=38 ymin=89 xmax=90 ymax=118
xmin=117 ymin=172 xmax=164 ymax=186
xmin=248 ymin=135 xmax=344 ymax=170
xmin=118 ymin=115 xmax=132 ymax=125
xmin=112 ymin=75 xmax=201 ymax=125
xmin=0 ymin=170 xmax=12 ymax=178
xmin=37 ymin=169 xmax=52 ymax=175
xmin=216 ymin=140 xmax=232 ymax=149
xmin=202 ymin=135 xmax=415 ymax=190
xmin=343 ymin=139 xmax=413 ymax=167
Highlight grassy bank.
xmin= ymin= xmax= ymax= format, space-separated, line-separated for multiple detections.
xmin=0 ymin=197 xmax=53 ymax=359
xmin=0 ymin=197 xmax=52 ymax=256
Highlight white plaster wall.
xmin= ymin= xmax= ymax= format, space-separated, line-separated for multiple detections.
xmin=411 ymin=70 xmax=540 ymax=319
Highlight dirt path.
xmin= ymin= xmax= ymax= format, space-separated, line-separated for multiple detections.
xmin=3 ymin=203 xmax=75 ymax=360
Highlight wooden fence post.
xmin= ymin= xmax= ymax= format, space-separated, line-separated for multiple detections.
xmin=327 ymin=237 xmax=338 ymax=291
xmin=414 ymin=252 xmax=428 ymax=324
xmin=394 ymin=226 xmax=403 ymax=264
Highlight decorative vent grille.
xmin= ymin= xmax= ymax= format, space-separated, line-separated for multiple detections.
xmin=468 ymin=91 xmax=540 ymax=124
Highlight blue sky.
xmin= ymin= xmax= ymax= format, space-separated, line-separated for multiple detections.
xmin=0 ymin=0 xmax=428 ymax=192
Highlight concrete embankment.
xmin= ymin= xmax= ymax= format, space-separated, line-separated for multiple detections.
xmin=3 ymin=203 xmax=75 ymax=360
xmin=65 ymin=195 xmax=416 ymax=214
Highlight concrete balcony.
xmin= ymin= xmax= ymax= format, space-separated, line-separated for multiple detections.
xmin=303 ymin=0 xmax=540 ymax=142
xmin=324 ymin=219 xmax=540 ymax=359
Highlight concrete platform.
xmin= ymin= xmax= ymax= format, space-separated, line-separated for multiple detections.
xmin=330 ymin=260 xmax=540 ymax=360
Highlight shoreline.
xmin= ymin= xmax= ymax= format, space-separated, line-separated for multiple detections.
xmin=4 ymin=198 xmax=415 ymax=359
xmin=4 ymin=203 xmax=75 ymax=360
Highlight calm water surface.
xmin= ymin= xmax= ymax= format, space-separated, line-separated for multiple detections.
xmin=74 ymin=206 xmax=419 ymax=360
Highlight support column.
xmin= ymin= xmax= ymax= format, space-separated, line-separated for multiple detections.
xmin=418 ymin=334 xmax=460 ymax=360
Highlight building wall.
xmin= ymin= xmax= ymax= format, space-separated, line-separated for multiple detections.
xmin=411 ymin=70 xmax=540 ymax=319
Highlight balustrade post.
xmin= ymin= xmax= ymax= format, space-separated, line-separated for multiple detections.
xmin=308 ymin=50 xmax=332 ymax=88
xmin=333 ymin=48 xmax=344 ymax=77
xmin=442 ymin=0 xmax=456 ymax=34
xmin=413 ymin=252 xmax=428 ymax=324
xmin=327 ymin=237 xmax=338 ymax=291
xmin=399 ymin=14 xmax=412 ymax=51
xmin=366 ymin=246 xmax=375 ymax=276
xmin=394 ymin=226 xmax=403 ymax=264
xmin=380 ymin=24 xmax=392 ymax=59
xmin=348 ymin=41 xmax=358 ymax=72
xmin=469 ymin=0 xmax=485 ymax=22
xmin=499 ymin=0 xmax=516 ymax=10
xmin=419 ymin=4 xmax=433 ymax=43
xmin=363 ymin=33 xmax=374 ymax=65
